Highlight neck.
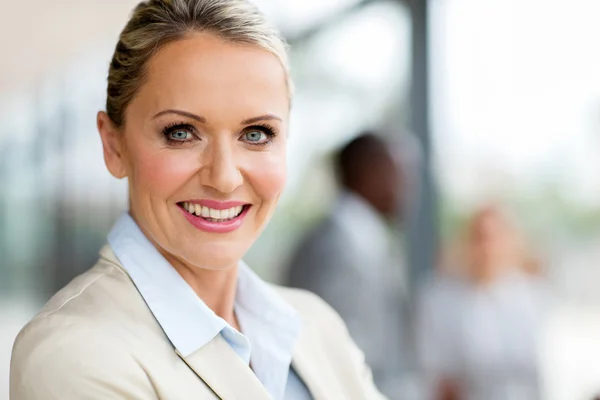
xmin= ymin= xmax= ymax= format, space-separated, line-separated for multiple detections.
xmin=346 ymin=187 xmax=391 ymax=219
xmin=469 ymin=261 xmax=509 ymax=287
xmin=162 ymin=251 xmax=240 ymax=330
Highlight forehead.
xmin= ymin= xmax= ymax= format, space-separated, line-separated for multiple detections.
xmin=131 ymin=33 xmax=289 ymax=122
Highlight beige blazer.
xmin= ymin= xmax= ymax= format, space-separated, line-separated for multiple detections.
xmin=10 ymin=246 xmax=386 ymax=400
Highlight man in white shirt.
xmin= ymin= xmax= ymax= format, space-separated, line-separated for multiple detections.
xmin=286 ymin=133 xmax=408 ymax=399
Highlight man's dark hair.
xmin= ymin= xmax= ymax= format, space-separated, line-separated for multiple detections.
xmin=336 ymin=132 xmax=390 ymax=188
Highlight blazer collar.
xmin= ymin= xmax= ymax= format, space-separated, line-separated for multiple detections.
xmin=177 ymin=334 xmax=346 ymax=400
xmin=177 ymin=334 xmax=272 ymax=400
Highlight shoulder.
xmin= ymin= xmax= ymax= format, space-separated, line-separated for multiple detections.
xmin=12 ymin=253 xmax=126 ymax=345
xmin=13 ymin=247 xmax=155 ymax=351
xmin=11 ymin=319 xmax=155 ymax=399
xmin=19 ymin=251 xmax=148 ymax=334
xmin=11 ymin=253 xmax=159 ymax=399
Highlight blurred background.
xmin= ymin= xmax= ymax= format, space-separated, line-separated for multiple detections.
xmin=2 ymin=0 xmax=600 ymax=399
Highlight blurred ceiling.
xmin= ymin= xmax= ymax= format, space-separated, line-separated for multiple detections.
xmin=0 ymin=0 xmax=372 ymax=93
xmin=0 ymin=0 xmax=141 ymax=92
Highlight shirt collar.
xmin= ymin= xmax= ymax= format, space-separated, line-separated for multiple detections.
xmin=236 ymin=258 xmax=300 ymax=334
xmin=107 ymin=212 xmax=301 ymax=357
xmin=333 ymin=190 xmax=391 ymax=241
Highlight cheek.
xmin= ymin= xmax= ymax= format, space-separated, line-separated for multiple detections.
xmin=246 ymin=152 xmax=287 ymax=205
xmin=129 ymin=146 xmax=198 ymax=199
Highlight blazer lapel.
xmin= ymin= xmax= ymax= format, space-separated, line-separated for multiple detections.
xmin=291 ymin=327 xmax=346 ymax=400
xmin=177 ymin=334 xmax=272 ymax=400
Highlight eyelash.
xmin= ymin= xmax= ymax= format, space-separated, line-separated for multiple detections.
xmin=162 ymin=122 xmax=197 ymax=146
xmin=161 ymin=122 xmax=278 ymax=147
xmin=243 ymin=124 xmax=278 ymax=147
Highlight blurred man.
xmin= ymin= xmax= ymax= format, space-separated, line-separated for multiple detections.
xmin=286 ymin=133 xmax=408 ymax=399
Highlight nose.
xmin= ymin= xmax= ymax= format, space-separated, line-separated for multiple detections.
xmin=199 ymin=139 xmax=243 ymax=194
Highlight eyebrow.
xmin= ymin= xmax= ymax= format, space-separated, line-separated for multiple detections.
xmin=152 ymin=109 xmax=282 ymax=125
xmin=240 ymin=114 xmax=282 ymax=125
xmin=153 ymin=109 xmax=206 ymax=123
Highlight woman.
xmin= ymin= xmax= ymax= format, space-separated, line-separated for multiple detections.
xmin=10 ymin=1 xmax=386 ymax=399
xmin=416 ymin=205 xmax=546 ymax=400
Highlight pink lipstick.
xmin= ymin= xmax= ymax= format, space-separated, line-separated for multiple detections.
xmin=178 ymin=200 xmax=250 ymax=233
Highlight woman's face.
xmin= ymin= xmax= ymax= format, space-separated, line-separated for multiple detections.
xmin=99 ymin=33 xmax=289 ymax=270
xmin=467 ymin=208 xmax=519 ymax=280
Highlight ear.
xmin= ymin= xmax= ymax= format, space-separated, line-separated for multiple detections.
xmin=97 ymin=111 xmax=128 ymax=179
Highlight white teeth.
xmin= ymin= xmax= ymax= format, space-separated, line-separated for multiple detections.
xmin=182 ymin=202 xmax=246 ymax=221
xmin=201 ymin=206 xmax=210 ymax=218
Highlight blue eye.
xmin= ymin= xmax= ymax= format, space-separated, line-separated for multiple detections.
xmin=244 ymin=130 xmax=267 ymax=143
xmin=162 ymin=123 xmax=197 ymax=146
xmin=169 ymin=130 xmax=192 ymax=141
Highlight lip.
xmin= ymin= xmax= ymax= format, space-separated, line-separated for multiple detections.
xmin=178 ymin=202 xmax=250 ymax=233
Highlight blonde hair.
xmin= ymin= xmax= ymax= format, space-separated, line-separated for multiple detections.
xmin=106 ymin=0 xmax=291 ymax=127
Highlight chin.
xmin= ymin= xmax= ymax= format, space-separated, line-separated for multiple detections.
xmin=182 ymin=244 xmax=248 ymax=271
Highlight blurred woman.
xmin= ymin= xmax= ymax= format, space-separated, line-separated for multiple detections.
xmin=416 ymin=205 xmax=547 ymax=400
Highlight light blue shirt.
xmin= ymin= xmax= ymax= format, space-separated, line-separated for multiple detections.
xmin=108 ymin=213 xmax=312 ymax=400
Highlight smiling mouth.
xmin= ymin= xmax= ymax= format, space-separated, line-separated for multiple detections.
xmin=177 ymin=201 xmax=248 ymax=223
